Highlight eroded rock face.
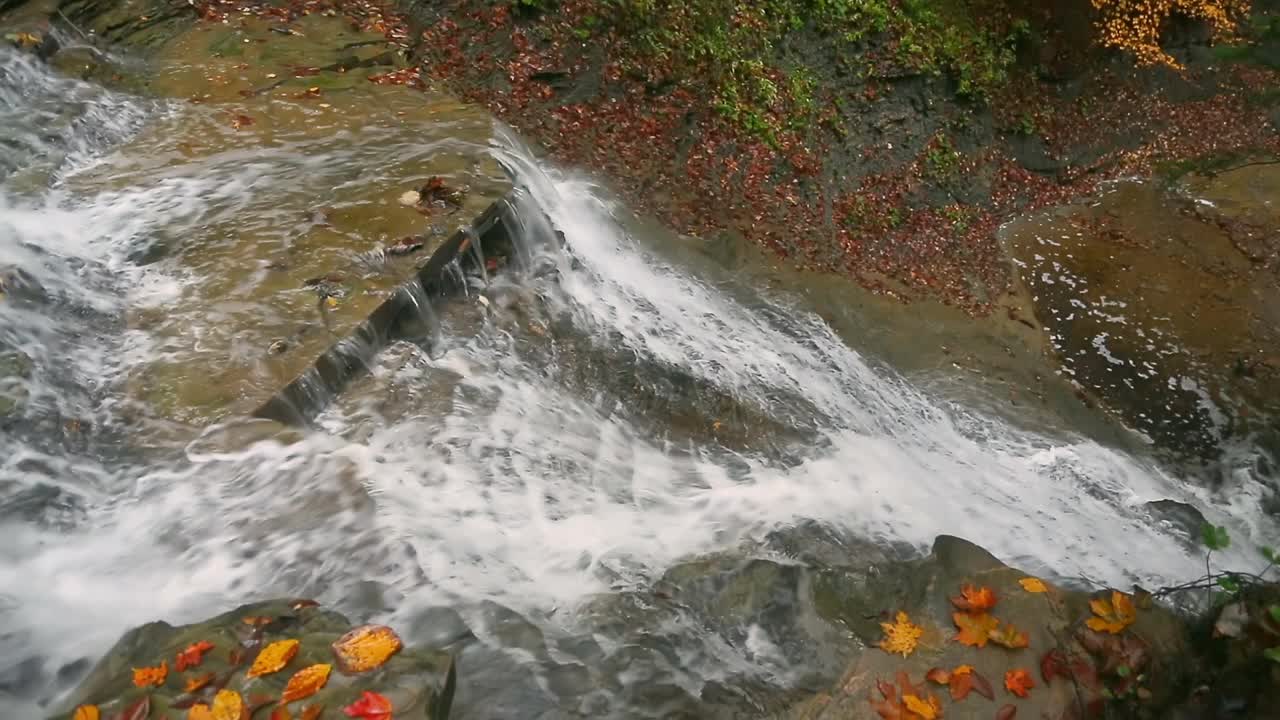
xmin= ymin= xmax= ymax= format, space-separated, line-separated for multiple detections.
xmin=51 ymin=599 xmax=454 ymax=720
xmin=1001 ymin=167 xmax=1280 ymax=482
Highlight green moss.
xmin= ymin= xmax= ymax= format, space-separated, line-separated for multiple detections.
xmin=602 ymin=0 xmax=1030 ymax=138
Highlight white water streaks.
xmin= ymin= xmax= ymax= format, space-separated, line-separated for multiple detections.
xmin=1 ymin=47 xmax=1276 ymax=719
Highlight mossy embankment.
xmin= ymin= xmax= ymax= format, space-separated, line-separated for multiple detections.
xmin=403 ymin=0 xmax=1280 ymax=313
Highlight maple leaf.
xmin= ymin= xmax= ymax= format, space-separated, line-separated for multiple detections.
xmin=177 ymin=640 xmax=216 ymax=672
xmin=247 ymin=639 xmax=300 ymax=678
xmin=281 ymin=664 xmax=331 ymax=704
xmin=1086 ymin=591 xmax=1136 ymax=634
xmin=331 ymin=625 xmax=403 ymax=673
xmin=212 ymin=689 xmax=247 ymax=720
xmin=132 ymin=660 xmax=168 ymax=688
xmin=878 ymin=611 xmax=924 ymax=657
xmin=189 ymin=705 xmax=214 ymax=720
xmin=990 ymin=622 xmax=1030 ymax=649
xmin=185 ymin=672 xmax=216 ymax=693
xmin=1004 ymin=669 xmax=1035 ymax=698
xmin=343 ymin=691 xmax=392 ymax=720
xmin=950 ymin=584 xmax=997 ymax=613
xmin=72 ymin=705 xmax=99 ymax=720
xmin=953 ymin=612 xmax=999 ymax=647
xmin=871 ymin=673 xmax=941 ymax=720
xmin=1019 ymin=578 xmax=1049 ymax=593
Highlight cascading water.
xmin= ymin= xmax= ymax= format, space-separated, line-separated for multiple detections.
xmin=0 ymin=39 xmax=1275 ymax=720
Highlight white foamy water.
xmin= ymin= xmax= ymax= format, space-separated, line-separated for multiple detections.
xmin=0 ymin=46 xmax=1275 ymax=719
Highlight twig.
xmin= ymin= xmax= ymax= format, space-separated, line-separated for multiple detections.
xmin=56 ymin=9 xmax=92 ymax=41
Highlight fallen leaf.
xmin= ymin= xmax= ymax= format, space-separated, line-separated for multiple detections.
xmin=188 ymin=704 xmax=214 ymax=720
xmin=212 ymin=689 xmax=247 ymax=720
xmin=271 ymin=708 xmax=292 ymax=720
xmin=1018 ymin=578 xmax=1048 ymax=593
xmin=990 ymin=622 xmax=1030 ymax=649
xmin=332 ymin=625 xmax=403 ymax=673
xmin=342 ymin=691 xmax=392 ymax=720
xmin=117 ymin=696 xmax=151 ymax=720
xmin=879 ymin=611 xmax=924 ymax=657
xmin=1004 ymin=669 xmax=1034 ymax=698
xmin=954 ymin=612 xmax=999 ymax=647
xmin=996 ymin=704 xmax=1017 ymax=720
xmin=229 ymin=114 xmax=255 ymax=130
xmin=951 ymin=584 xmax=998 ymax=613
xmin=281 ymin=664 xmax=331 ymax=704
xmin=247 ymin=639 xmax=300 ymax=678
xmin=967 ymin=668 xmax=995 ymax=700
xmin=299 ymin=705 xmax=324 ymax=720
xmin=72 ymin=705 xmax=100 ymax=720
xmin=902 ymin=693 xmax=940 ymax=719
xmin=1086 ymin=590 xmax=1136 ymax=634
xmin=177 ymin=640 xmax=216 ymax=671
xmin=185 ymin=672 xmax=216 ymax=693
xmin=950 ymin=670 xmax=974 ymax=701
xmin=132 ymin=660 xmax=168 ymax=688
xmin=925 ymin=667 xmax=950 ymax=685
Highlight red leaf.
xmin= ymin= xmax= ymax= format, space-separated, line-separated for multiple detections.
xmin=1040 ymin=649 xmax=1067 ymax=684
xmin=342 ymin=691 xmax=392 ymax=720
xmin=969 ymin=669 xmax=995 ymax=701
xmin=950 ymin=671 xmax=974 ymax=701
xmin=176 ymin=640 xmax=216 ymax=672
xmin=996 ymin=704 xmax=1017 ymax=720
xmin=108 ymin=696 xmax=150 ymax=720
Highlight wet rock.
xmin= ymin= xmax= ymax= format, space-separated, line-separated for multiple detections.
xmin=1145 ymin=499 xmax=1209 ymax=545
xmin=51 ymin=599 xmax=455 ymax=720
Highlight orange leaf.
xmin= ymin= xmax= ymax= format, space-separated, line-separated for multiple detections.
xmin=1086 ymin=591 xmax=1136 ymax=634
xmin=990 ymin=622 xmax=1030 ymax=649
xmin=925 ymin=667 xmax=950 ymax=685
xmin=953 ymin=611 xmax=999 ymax=647
xmin=281 ymin=664 xmax=331 ymax=704
xmin=1019 ymin=577 xmax=1049 ymax=593
xmin=1005 ymin=669 xmax=1035 ymax=698
xmin=132 ymin=660 xmax=168 ymax=688
xmin=950 ymin=670 xmax=974 ymax=701
xmin=878 ymin=611 xmax=923 ymax=657
xmin=189 ymin=705 xmax=214 ymax=720
xmin=342 ymin=691 xmax=392 ymax=720
xmin=902 ymin=693 xmax=940 ymax=719
xmin=950 ymin=583 xmax=997 ymax=613
xmin=212 ymin=689 xmax=247 ymax=720
xmin=247 ymin=639 xmax=300 ymax=678
xmin=185 ymin=672 xmax=216 ymax=693
xmin=271 ymin=707 xmax=292 ymax=720
xmin=299 ymin=705 xmax=324 ymax=720
xmin=72 ymin=705 xmax=100 ymax=720
xmin=331 ymin=625 xmax=403 ymax=673
xmin=177 ymin=640 xmax=216 ymax=672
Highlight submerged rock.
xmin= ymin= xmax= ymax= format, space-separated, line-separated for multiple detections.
xmin=51 ymin=599 xmax=455 ymax=720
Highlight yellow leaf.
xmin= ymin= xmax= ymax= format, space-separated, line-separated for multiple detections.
xmin=212 ymin=689 xmax=246 ymax=720
xmin=878 ymin=611 xmax=923 ymax=657
xmin=1087 ymin=590 xmax=1136 ymax=634
xmin=132 ymin=660 xmax=168 ymax=688
xmin=281 ymin=664 xmax=331 ymax=704
xmin=1019 ymin=577 xmax=1049 ymax=593
xmin=247 ymin=639 xmax=300 ymax=678
xmin=954 ymin=664 xmax=974 ymax=676
xmin=331 ymin=624 xmax=403 ymax=673
xmin=188 ymin=705 xmax=214 ymax=720
xmin=72 ymin=706 xmax=100 ymax=720
xmin=903 ymin=693 xmax=941 ymax=719
xmin=953 ymin=611 xmax=1000 ymax=647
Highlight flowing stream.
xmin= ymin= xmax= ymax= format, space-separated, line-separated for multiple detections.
xmin=0 ymin=31 xmax=1275 ymax=719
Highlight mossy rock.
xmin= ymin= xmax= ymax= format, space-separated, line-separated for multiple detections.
xmin=51 ymin=599 xmax=455 ymax=719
